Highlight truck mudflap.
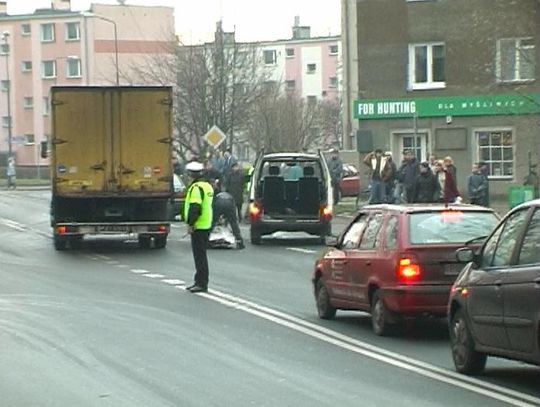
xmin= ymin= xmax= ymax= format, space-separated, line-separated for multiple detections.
xmin=54 ymin=222 xmax=170 ymax=236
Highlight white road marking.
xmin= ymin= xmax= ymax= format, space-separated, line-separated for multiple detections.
xmin=0 ymin=218 xmax=26 ymax=232
xmin=189 ymin=289 xmax=540 ymax=407
xmin=143 ymin=273 xmax=165 ymax=279
xmin=115 ymin=264 xmax=129 ymax=269
xmin=162 ymin=279 xmax=185 ymax=285
xmin=106 ymin=260 xmax=119 ymax=265
xmin=130 ymin=269 xmax=149 ymax=274
xmin=286 ymin=247 xmax=317 ymax=254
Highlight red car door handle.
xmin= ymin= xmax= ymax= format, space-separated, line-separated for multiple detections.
xmin=534 ymin=278 xmax=540 ymax=286
xmin=494 ymin=279 xmax=503 ymax=287
xmin=365 ymin=261 xmax=371 ymax=265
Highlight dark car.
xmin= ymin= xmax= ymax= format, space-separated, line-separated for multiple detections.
xmin=448 ymin=199 xmax=540 ymax=375
xmin=339 ymin=163 xmax=361 ymax=198
xmin=313 ymin=204 xmax=499 ymax=335
xmin=248 ymin=151 xmax=333 ymax=244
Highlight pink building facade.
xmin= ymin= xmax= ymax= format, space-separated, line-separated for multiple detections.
xmin=0 ymin=0 xmax=174 ymax=168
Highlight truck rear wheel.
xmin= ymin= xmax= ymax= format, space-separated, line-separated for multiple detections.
xmin=154 ymin=235 xmax=167 ymax=249
xmin=138 ymin=235 xmax=151 ymax=249
xmin=53 ymin=235 xmax=67 ymax=251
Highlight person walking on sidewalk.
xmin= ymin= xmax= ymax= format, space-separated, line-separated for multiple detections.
xmin=6 ymin=157 xmax=16 ymax=190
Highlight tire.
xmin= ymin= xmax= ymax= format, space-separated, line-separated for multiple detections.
xmin=449 ymin=309 xmax=487 ymax=375
xmin=250 ymin=227 xmax=261 ymax=245
xmin=371 ymin=291 xmax=394 ymax=336
xmin=138 ymin=235 xmax=151 ymax=249
xmin=53 ymin=235 xmax=67 ymax=251
xmin=69 ymin=235 xmax=83 ymax=250
xmin=154 ymin=235 xmax=167 ymax=249
xmin=316 ymin=279 xmax=336 ymax=319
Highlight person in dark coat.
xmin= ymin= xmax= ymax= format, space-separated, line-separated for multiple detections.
xmin=212 ymin=191 xmax=244 ymax=249
xmin=467 ymin=163 xmax=489 ymax=206
xmin=412 ymin=162 xmax=439 ymax=203
xmin=224 ymin=162 xmax=245 ymax=221
xmin=328 ymin=148 xmax=343 ymax=205
xmin=397 ymin=150 xmax=420 ymax=203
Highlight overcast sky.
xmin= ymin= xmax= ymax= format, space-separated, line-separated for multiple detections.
xmin=9 ymin=0 xmax=341 ymax=44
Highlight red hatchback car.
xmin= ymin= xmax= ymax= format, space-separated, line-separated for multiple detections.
xmin=313 ymin=204 xmax=499 ymax=335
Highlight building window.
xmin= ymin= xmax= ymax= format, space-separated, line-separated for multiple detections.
xmin=408 ymin=42 xmax=445 ymax=90
xmin=285 ymin=48 xmax=295 ymax=58
xmin=329 ymin=76 xmax=338 ymax=88
xmin=43 ymin=97 xmax=50 ymax=116
xmin=263 ymin=49 xmax=277 ymax=65
xmin=1 ymin=80 xmax=9 ymax=91
xmin=25 ymin=134 xmax=35 ymax=145
xmin=307 ymin=95 xmax=317 ymax=106
xmin=40 ymin=23 xmax=55 ymax=42
xmin=66 ymin=58 xmax=82 ymax=78
xmin=329 ymin=44 xmax=338 ymax=55
xmin=497 ymin=38 xmax=535 ymax=83
xmin=307 ymin=63 xmax=317 ymax=74
xmin=22 ymin=61 xmax=32 ymax=72
xmin=285 ymin=80 xmax=296 ymax=90
xmin=42 ymin=60 xmax=56 ymax=79
xmin=23 ymin=97 xmax=33 ymax=109
xmin=21 ymin=23 xmax=31 ymax=36
xmin=0 ymin=42 xmax=8 ymax=55
xmin=2 ymin=116 xmax=9 ymax=128
xmin=65 ymin=22 xmax=80 ymax=41
xmin=476 ymin=129 xmax=514 ymax=178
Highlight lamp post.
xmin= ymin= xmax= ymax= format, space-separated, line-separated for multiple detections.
xmin=83 ymin=12 xmax=119 ymax=85
xmin=2 ymin=31 xmax=12 ymax=159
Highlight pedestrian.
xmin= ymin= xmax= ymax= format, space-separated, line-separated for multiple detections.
xmin=443 ymin=156 xmax=457 ymax=180
xmin=467 ymin=163 xmax=489 ymax=206
xmin=210 ymin=150 xmax=225 ymax=175
xmin=396 ymin=150 xmax=419 ymax=203
xmin=212 ymin=191 xmax=244 ymax=249
xmin=477 ymin=161 xmax=491 ymax=206
xmin=434 ymin=160 xmax=461 ymax=204
xmin=363 ymin=149 xmax=393 ymax=204
xmin=384 ymin=152 xmax=398 ymax=203
xmin=412 ymin=161 xmax=439 ymax=203
xmin=222 ymin=149 xmax=238 ymax=179
xmin=328 ymin=148 xmax=343 ymax=205
xmin=204 ymin=159 xmax=222 ymax=193
xmin=184 ymin=161 xmax=214 ymax=293
xmin=225 ymin=162 xmax=245 ymax=221
xmin=6 ymin=156 xmax=16 ymax=190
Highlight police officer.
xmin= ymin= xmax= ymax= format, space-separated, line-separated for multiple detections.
xmin=213 ymin=191 xmax=245 ymax=249
xmin=184 ymin=161 xmax=214 ymax=293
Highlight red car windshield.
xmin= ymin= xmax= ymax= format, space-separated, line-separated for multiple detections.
xmin=409 ymin=211 xmax=499 ymax=245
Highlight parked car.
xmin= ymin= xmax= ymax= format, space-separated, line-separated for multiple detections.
xmin=313 ymin=204 xmax=499 ymax=335
xmin=248 ymin=151 xmax=333 ymax=244
xmin=448 ymin=199 xmax=540 ymax=375
xmin=340 ymin=163 xmax=360 ymax=198
xmin=168 ymin=174 xmax=186 ymax=221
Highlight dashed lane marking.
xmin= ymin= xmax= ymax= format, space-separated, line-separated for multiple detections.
xmin=286 ymin=247 xmax=317 ymax=254
xmin=143 ymin=273 xmax=165 ymax=279
xmin=130 ymin=269 xmax=149 ymax=274
xmin=161 ymin=279 xmax=185 ymax=286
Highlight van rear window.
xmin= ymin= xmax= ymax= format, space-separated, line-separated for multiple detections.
xmin=409 ymin=211 xmax=499 ymax=245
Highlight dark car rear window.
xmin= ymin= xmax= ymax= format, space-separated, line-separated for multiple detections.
xmin=409 ymin=211 xmax=499 ymax=245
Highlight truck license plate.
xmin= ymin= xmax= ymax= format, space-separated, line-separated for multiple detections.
xmin=97 ymin=225 xmax=129 ymax=233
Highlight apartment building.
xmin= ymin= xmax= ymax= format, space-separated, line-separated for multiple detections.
xmin=0 ymin=0 xmax=174 ymax=169
xmin=342 ymin=0 xmax=539 ymax=201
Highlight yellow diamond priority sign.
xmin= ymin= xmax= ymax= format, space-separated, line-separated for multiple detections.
xmin=204 ymin=125 xmax=227 ymax=148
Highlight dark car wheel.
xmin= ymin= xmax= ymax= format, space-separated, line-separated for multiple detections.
xmin=371 ymin=291 xmax=394 ymax=336
xmin=449 ymin=309 xmax=487 ymax=375
xmin=250 ymin=228 xmax=262 ymax=245
xmin=316 ymin=280 xmax=336 ymax=319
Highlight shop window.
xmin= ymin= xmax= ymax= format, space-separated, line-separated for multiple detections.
xmin=497 ymin=38 xmax=535 ymax=82
xmin=476 ymin=129 xmax=514 ymax=178
xmin=408 ymin=42 xmax=445 ymax=90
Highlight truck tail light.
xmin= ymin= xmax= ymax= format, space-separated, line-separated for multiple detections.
xmin=250 ymin=203 xmax=262 ymax=221
xmin=397 ymin=257 xmax=421 ymax=282
xmin=320 ymin=205 xmax=332 ymax=220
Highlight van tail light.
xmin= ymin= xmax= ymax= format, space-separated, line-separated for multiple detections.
xmin=250 ymin=202 xmax=262 ymax=221
xmin=397 ymin=257 xmax=421 ymax=282
xmin=320 ymin=205 xmax=332 ymax=221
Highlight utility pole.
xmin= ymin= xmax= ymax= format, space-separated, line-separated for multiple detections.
xmin=2 ymin=31 xmax=12 ymax=159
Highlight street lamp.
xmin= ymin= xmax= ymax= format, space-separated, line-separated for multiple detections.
xmin=2 ymin=31 xmax=12 ymax=159
xmin=83 ymin=12 xmax=119 ymax=85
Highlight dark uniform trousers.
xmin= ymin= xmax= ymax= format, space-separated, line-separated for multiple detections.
xmin=191 ymin=229 xmax=210 ymax=288
xmin=214 ymin=200 xmax=243 ymax=242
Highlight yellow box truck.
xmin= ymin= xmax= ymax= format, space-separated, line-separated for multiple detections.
xmin=48 ymin=86 xmax=174 ymax=250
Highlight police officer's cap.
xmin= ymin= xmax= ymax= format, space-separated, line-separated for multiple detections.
xmin=186 ymin=161 xmax=204 ymax=172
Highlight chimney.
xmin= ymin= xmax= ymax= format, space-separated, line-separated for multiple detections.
xmin=51 ymin=0 xmax=71 ymax=10
xmin=0 ymin=2 xmax=7 ymax=15
xmin=294 ymin=16 xmax=300 ymax=27
xmin=292 ymin=16 xmax=311 ymax=40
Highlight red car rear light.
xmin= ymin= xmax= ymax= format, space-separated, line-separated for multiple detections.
xmin=250 ymin=203 xmax=262 ymax=221
xmin=320 ymin=205 xmax=332 ymax=220
xmin=397 ymin=257 xmax=421 ymax=282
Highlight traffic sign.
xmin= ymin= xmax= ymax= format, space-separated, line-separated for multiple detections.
xmin=203 ymin=125 xmax=227 ymax=148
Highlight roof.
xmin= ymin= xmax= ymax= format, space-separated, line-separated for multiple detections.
xmin=262 ymin=152 xmax=319 ymax=160
xmin=360 ymin=203 xmax=496 ymax=213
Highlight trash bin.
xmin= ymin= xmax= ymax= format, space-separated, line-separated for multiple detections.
xmin=508 ymin=186 xmax=536 ymax=209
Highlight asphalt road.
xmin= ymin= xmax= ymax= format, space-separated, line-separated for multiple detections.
xmin=0 ymin=189 xmax=539 ymax=407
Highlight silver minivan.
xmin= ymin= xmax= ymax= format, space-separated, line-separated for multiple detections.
xmin=248 ymin=151 xmax=333 ymax=244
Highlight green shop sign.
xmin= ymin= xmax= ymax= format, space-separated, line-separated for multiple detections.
xmin=353 ymin=94 xmax=540 ymax=120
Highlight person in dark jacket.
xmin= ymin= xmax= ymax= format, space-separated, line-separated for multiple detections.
xmin=397 ymin=150 xmax=420 ymax=203
xmin=467 ymin=163 xmax=489 ymax=206
xmin=363 ymin=149 xmax=394 ymax=204
xmin=412 ymin=162 xmax=439 ymax=203
xmin=225 ymin=162 xmax=245 ymax=221
xmin=328 ymin=148 xmax=343 ymax=205
xmin=212 ymin=191 xmax=244 ymax=249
